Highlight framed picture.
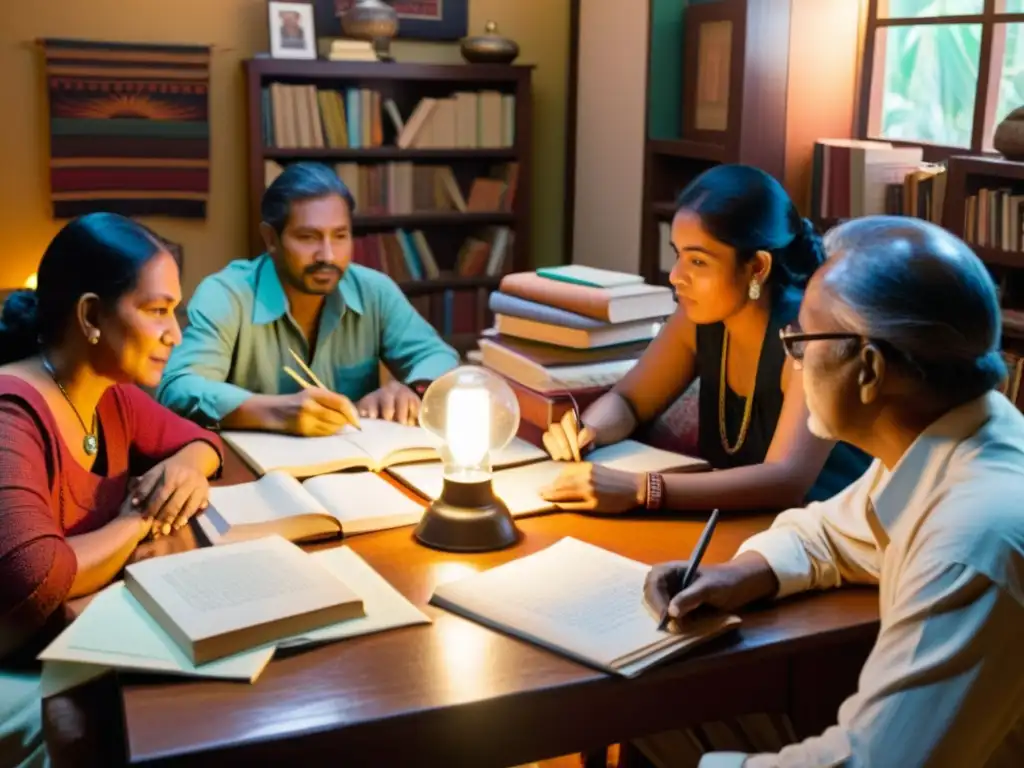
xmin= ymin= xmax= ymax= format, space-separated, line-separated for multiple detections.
xmin=325 ymin=0 xmax=469 ymax=42
xmin=269 ymin=1 xmax=317 ymax=59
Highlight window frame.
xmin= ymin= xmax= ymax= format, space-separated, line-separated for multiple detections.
xmin=859 ymin=0 xmax=1024 ymax=160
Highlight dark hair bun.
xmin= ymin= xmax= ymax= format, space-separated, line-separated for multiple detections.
xmin=0 ymin=290 xmax=41 ymax=363
xmin=0 ymin=290 xmax=40 ymax=335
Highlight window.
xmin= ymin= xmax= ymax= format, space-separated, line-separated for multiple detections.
xmin=863 ymin=0 xmax=1024 ymax=153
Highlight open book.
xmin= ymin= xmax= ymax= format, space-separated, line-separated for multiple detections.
xmin=38 ymin=546 xmax=431 ymax=694
xmin=222 ymin=419 xmax=547 ymax=478
xmin=198 ymin=470 xmax=427 ymax=545
xmin=389 ymin=439 xmax=709 ymax=517
xmin=123 ymin=536 xmax=365 ymax=665
xmin=431 ymin=538 xmax=740 ymax=677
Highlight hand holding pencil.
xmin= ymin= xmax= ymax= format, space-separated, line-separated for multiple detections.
xmin=280 ymin=349 xmax=362 ymax=436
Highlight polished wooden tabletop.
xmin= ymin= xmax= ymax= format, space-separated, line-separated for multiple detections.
xmin=105 ymin=448 xmax=882 ymax=766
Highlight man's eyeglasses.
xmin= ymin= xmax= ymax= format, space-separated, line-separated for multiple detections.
xmin=779 ymin=324 xmax=865 ymax=363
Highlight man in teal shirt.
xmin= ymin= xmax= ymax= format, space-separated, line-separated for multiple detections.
xmin=157 ymin=162 xmax=459 ymax=435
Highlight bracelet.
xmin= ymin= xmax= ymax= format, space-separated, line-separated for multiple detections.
xmin=645 ymin=472 xmax=665 ymax=511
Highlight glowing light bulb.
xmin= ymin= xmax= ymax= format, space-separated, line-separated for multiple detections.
xmin=445 ymin=385 xmax=491 ymax=469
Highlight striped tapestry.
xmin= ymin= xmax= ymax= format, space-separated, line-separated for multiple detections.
xmin=43 ymin=39 xmax=211 ymax=219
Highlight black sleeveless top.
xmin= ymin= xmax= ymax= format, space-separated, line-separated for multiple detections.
xmin=695 ymin=286 xmax=871 ymax=503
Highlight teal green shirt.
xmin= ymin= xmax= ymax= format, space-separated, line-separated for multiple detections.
xmin=156 ymin=255 xmax=459 ymax=426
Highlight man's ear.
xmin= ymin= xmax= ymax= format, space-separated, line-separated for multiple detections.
xmin=259 ymin=222 xmax=279 ymax=255
xmin=858 ymin=343 xmax=886 ymax=405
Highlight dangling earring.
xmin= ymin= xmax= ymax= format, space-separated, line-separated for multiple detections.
xmin=88 ymin=330 xmax=100 ymax=345
xmin=748 ymin=279 xmax=761 ymax=301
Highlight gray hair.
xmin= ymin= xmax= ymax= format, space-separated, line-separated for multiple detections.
xmin=819 ymin=216 xmax=1005 ymax=400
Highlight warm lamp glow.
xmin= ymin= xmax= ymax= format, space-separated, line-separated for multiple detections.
xmin=445 ymin=386 xmax=491 ymax=476
xmin=23 ymin=273 xmax=37 ymax=289
xmin=414 ymin=366 xmax=522 ymax=552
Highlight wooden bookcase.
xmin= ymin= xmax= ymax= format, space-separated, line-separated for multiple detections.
xmin=639 ymin=0 xmax=860 ymax=285
xmin=943 ymin=154 xmax=1024 ymax=354
xmin=243 ymin=59 xmax=534 ymax=354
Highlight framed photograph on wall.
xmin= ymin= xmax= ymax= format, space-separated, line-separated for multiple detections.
xmin=327 ymin=1 xmax=469 ymax=42
xmin=269 ymin=1 xmax=318 ymax=59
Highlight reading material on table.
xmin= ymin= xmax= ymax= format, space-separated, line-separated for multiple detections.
xmin=430 ymin=537 xmax=740 ymax=677
xmin=38 ymin=547 xmax=431 ymax=694
xmin=123 ymin=536 xmax=365 ymax=664
xmin=222 ymin=419 xmax=547 ymax=478
xmin=388 ymin=440 xmax=709 ymax=516
xmin=198 ymin=471 xmax=427 ymax=545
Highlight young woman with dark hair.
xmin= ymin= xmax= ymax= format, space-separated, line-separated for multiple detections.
xmin=541 ymin=164 xmax=870 ymax=514
xmin=0 ymin=213 xmax=224 ymax=766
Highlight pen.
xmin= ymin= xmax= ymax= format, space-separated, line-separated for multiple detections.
xmin=658 ymin=508 xmax=720 ymax=631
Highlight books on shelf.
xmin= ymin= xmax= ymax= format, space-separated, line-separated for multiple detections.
xmin=123 ymin=536 xmax=366 ymax=664
xmin=198 ymin=470 xmax=428 ymax=545
xmin=262 ymin=85 xmax=515 ymax=150
xmin=429 ymin=537 xmax=740 ymax=677
xmin=353 ymin=228 xmax=511 ymax=282
xmin=963 ymin=188 xmax=1024 ymax=253
xmin=810 ymin=138 xmax=942 ymax=223
xmin=39 ymin=546 xmax=431 ymax=692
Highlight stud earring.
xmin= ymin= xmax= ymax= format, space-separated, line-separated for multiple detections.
xmin=88 ymin=331 xmax=100 ymax=345
xmin=748 ymin=279 xmax=761 ymax=301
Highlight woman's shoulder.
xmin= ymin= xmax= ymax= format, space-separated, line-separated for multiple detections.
xmin=0 ymin=372 xmax=53 ymax=424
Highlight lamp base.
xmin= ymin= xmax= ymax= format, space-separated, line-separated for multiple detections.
xmin=413 ymin=476 xmax=519 ymax=552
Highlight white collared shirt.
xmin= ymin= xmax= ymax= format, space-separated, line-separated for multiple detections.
xmin=734 ymin=391 xmax=1024 ymax=767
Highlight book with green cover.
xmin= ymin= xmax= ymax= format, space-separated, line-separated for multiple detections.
xmin=536 ymin=265 xmax=645 ymax=289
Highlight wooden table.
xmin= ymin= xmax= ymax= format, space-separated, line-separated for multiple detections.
xmin=48 ymin=448 xmax=881 ymax=767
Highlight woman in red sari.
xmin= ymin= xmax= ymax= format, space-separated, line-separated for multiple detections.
xmin=0 ymin=213 xmax=223 ymax=766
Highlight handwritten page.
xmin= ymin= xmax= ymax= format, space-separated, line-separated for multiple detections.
xmin=431 ymin=538 xmax=678 ymax=668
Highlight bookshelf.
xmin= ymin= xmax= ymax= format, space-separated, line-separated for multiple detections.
xmin=942 ymin=155 xmax=1024 ymax=357
xmin=639 ymin=0 xmax=860 ymax=285
xmin=243 ymin=59 xmax=534 ymax=354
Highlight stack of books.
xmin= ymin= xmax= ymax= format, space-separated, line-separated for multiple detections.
xmin=477 ymin=265 xmax=676 ymax=433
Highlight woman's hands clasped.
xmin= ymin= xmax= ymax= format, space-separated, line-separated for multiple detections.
xmin=129 ymin=455 xmax=211 ymax=537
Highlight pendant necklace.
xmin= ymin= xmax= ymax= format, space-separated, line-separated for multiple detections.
xmin=40 ymin=354 xmax=99 ymax=456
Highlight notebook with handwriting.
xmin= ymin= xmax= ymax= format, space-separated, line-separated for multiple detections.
xmin=430 ymin=537 xmax=740 ymax=677
xmin=222 ymin=419 xmax=547 ymax=478
xmin=389 ymin=439 xmax=709 ymax=517
xmin=198 ymin=471 xmax=427 ymax=545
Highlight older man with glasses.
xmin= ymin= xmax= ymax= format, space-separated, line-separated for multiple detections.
xmin=640 ymin=216 xmax=1024 ymax=767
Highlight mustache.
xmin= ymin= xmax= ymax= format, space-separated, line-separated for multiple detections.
xmin=304 ymin=263 xmax=342 ymax=276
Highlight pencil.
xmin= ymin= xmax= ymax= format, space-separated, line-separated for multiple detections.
xmin=658 ymin=508 xmax=720 ymax=632
xmin=282 ymin=363 xmax=362 ymax=431
xmin=283 ymin=366 xmax=311 ymax=390
xmin=289 ymin=348 xmax=327 ymax=389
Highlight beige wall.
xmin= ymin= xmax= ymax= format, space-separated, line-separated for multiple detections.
xmin=571 ymin=0 xmax=649 ymax=273
xmin=0 ymin=0 xmax=569 ymax=295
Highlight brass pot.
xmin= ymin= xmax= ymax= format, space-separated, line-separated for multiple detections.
xmin=340 ymin=0 xmax=399 ymax=42
xmin=461 ymin=21 xmax=519 ymax=65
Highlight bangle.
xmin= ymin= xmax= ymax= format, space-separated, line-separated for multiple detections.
xmin=645 ymin=472 xmax=665 ymax=511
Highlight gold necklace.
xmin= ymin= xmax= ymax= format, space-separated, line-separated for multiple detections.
xmin=718 ymin=330 xmax=757 ymax=455
xmin=40 ymin=354 xmax=99 ymax=456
